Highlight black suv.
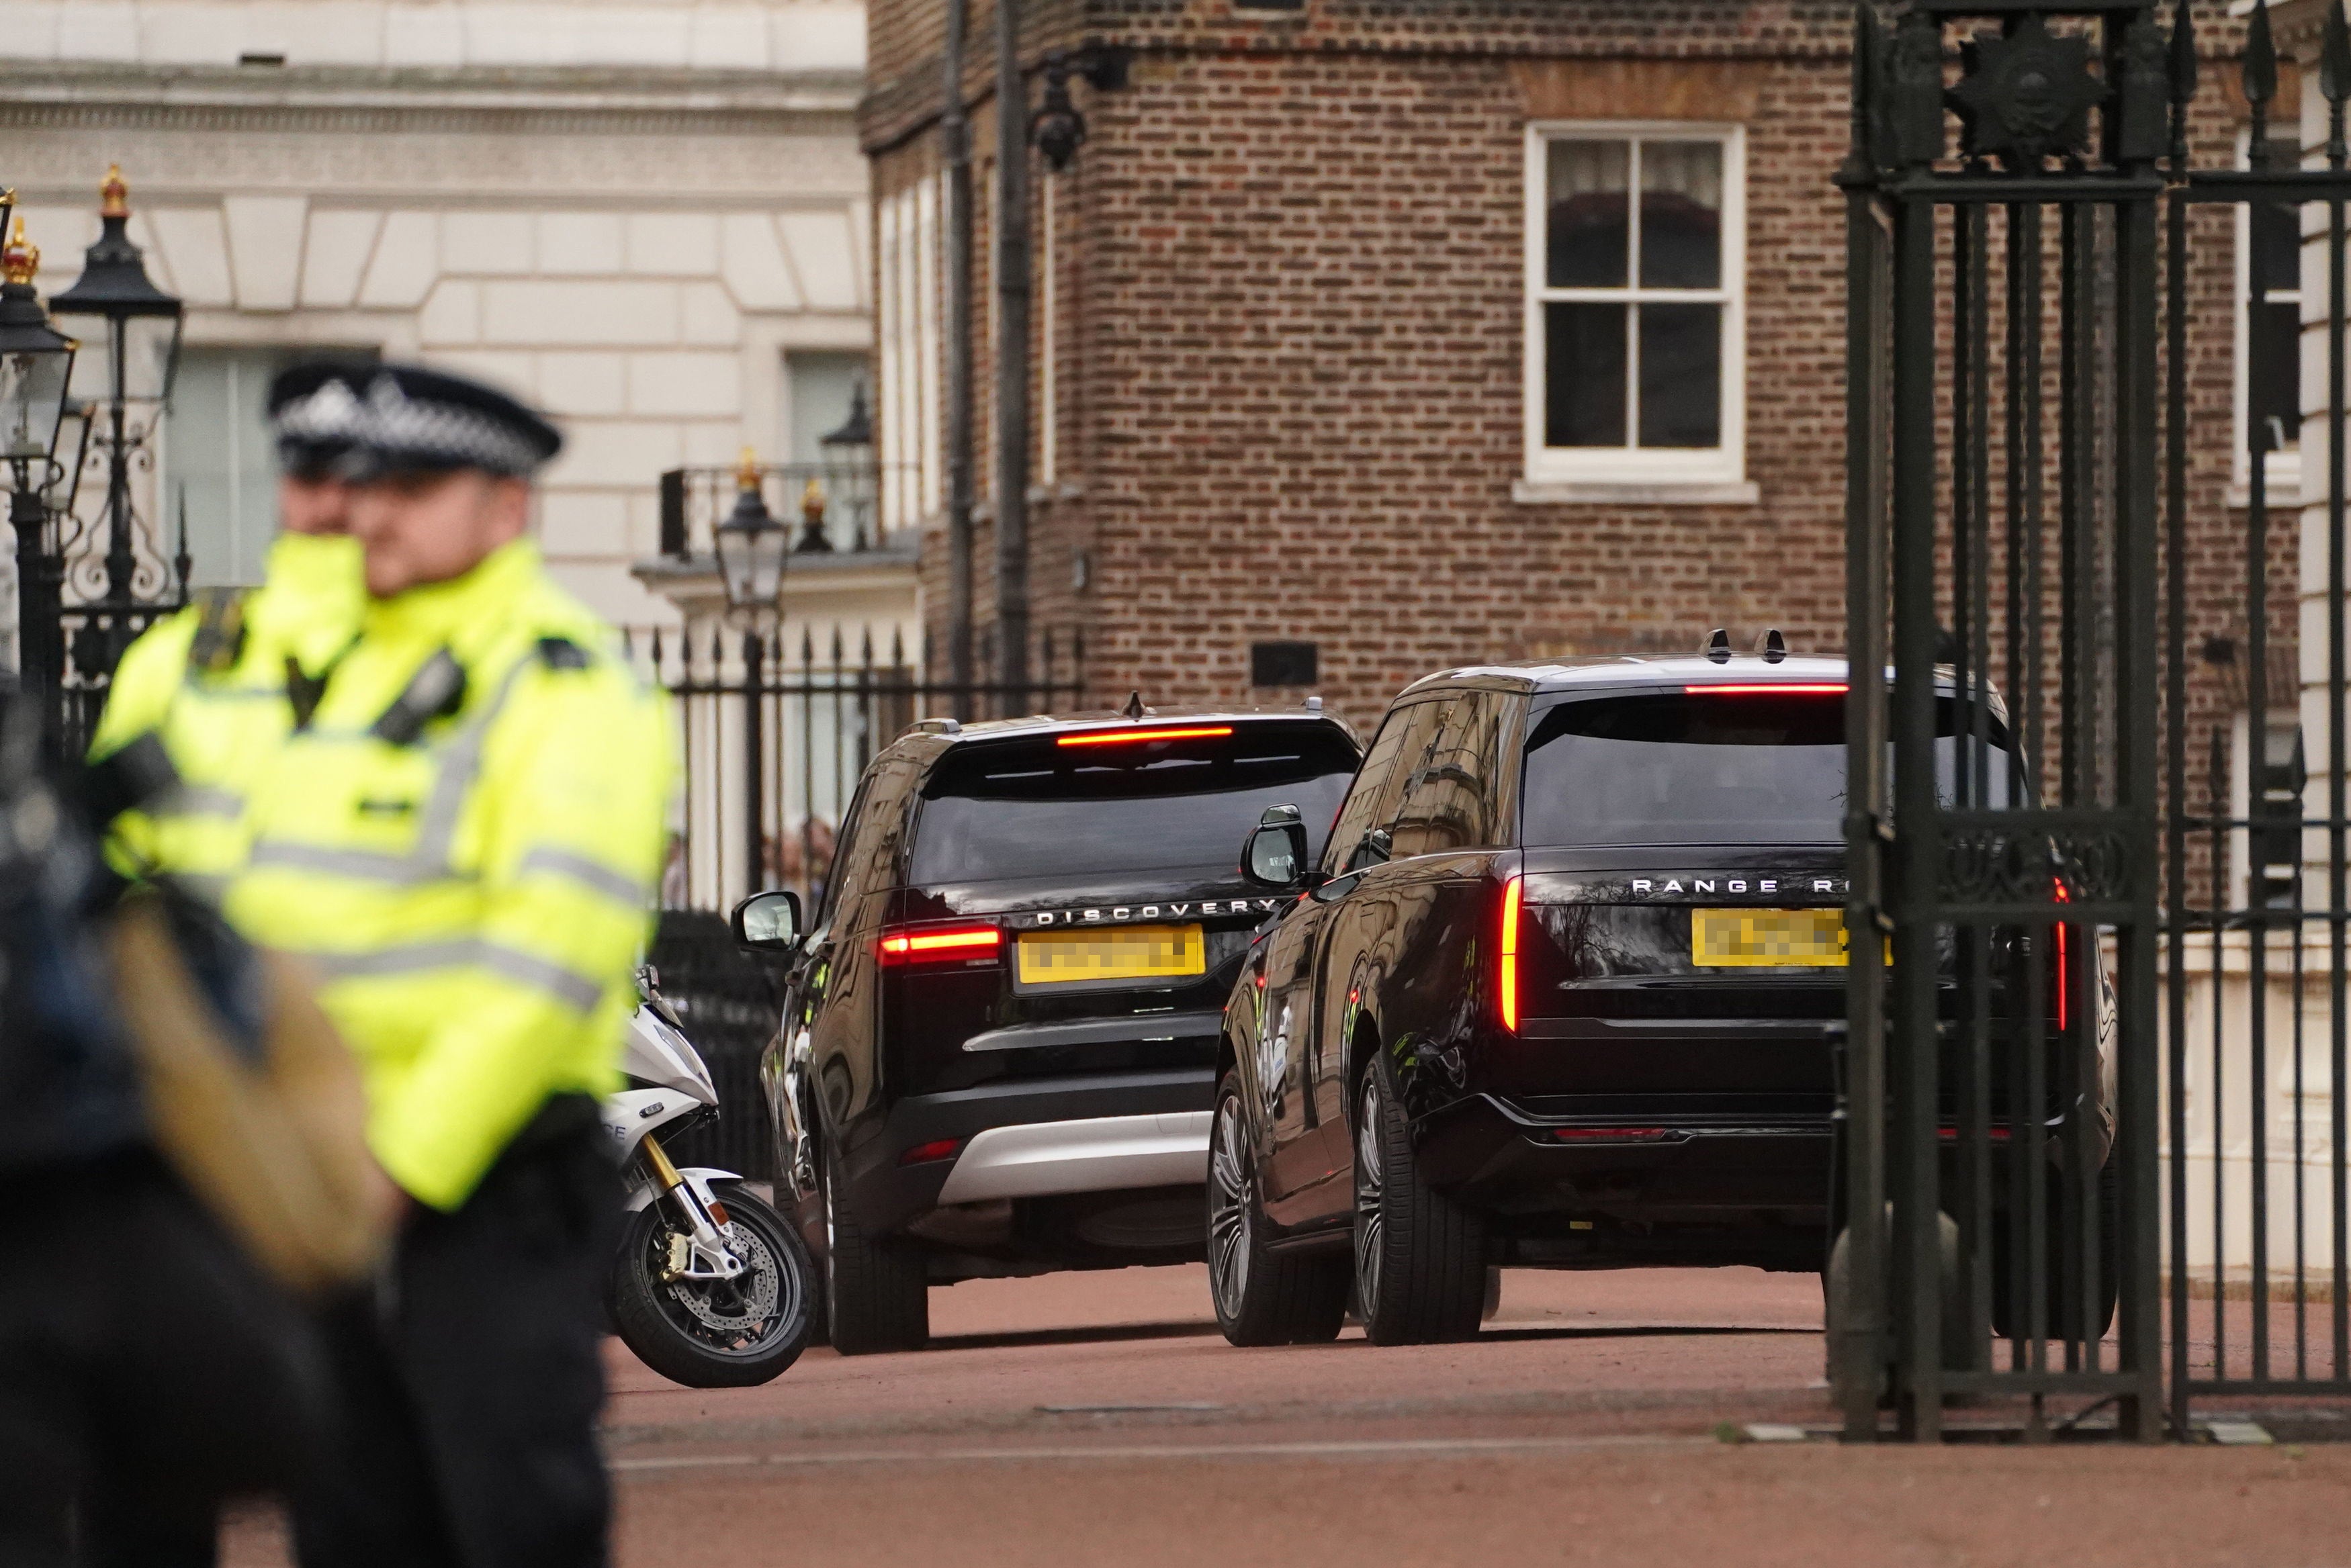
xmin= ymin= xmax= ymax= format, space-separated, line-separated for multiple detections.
xmin=733 ymin=706 xmax=1360 ymax=1353
xmin=1206 ymin=651 xmax=2116 ymax=1346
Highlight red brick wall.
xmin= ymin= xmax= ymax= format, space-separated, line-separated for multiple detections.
xmin=866 ymin=0 xmax=2276 ymax=748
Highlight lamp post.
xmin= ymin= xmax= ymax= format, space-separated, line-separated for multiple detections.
xmin=48 ymin=165 xmax=185 ymax=685
xmin=713 ymin=448 xmax=787 ymax=897
xmin=0 ymin=217 xmax=79 ymax=715
xmin=818 ymin=379 xmax=875 ymax=551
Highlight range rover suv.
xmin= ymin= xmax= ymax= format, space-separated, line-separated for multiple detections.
xmin=1206 ymin=649 xmax=2115 ymax=1347
xmin=734 ymin=705 xmax=1360 ymax=1354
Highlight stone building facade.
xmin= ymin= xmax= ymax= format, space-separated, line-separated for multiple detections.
xmin=0 ymin=0 xmax=897 ymax=648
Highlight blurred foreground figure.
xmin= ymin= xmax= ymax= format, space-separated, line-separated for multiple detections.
xmin=90 ymin=362 xmax=369 ymax=892
xmin=224 ymin=364 xmax=673 ymax=1567
xmin=0 ymin=702 xmax=367 ymax=1566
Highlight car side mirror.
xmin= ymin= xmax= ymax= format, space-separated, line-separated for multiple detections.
xmin=731 ymin=888 xmax=803 ymax=954
xmin=1241 ymin=803 xmax=1311 ymax=888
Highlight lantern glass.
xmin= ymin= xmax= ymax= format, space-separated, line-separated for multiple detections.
xmin=715 ymin=512 xmax=786 ymax=615
xmin=62 ymin=309 xmax=181 ymax=406
xmin=0 ymin=344 xmax=73 ymax=463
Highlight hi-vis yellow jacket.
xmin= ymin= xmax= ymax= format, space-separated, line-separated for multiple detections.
xmin=225 ymin=539 xmax=674 ymax=1211
xmin=89 ymin=531 xmax=365 ymax=893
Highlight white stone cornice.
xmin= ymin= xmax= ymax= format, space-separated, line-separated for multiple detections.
xmin=0 ymin=60 xmax=861 ymax=120
xmin=0 ymin=120 xmax=869 ymax=205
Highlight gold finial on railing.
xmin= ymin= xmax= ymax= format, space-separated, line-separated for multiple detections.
xmin=3 ymin=217 xmax=39 ymax=286
xmin=735 ymin=445 xmax=761 ymax=492
xmin=100 ymin=163 xmax=129 ymax=219
xmin=801 ymin=476 xmax=826 ymax=524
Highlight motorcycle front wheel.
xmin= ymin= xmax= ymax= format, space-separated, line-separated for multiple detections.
xmin=612 ymin=1181 xmax=813 ymax=1387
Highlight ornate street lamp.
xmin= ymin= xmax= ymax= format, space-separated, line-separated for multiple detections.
xmin=713 ymin=447 xmax=786 ymax=896
xmin=817 ymin=379 xmax=875 ymax=550
xmin=0 ymin=221 xmax=78 ymax=476
xmin=48 ymin=165 xmax=186 ymax=681
xmin=0 ymin=218 xmax=79 ymax=711
xmin=713 ymin=447 xmax=787 ymax=616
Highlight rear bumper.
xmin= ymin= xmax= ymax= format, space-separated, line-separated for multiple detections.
xmin=843 ymin=1067 xmax=1217 ymax=1231
xmin=1415 ymin=1091 xmax=1836 ymax=1222
xmin=936 ymin=1112 xmax=1210 ymax=1203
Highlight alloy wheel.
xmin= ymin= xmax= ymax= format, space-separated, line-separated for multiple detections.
xmin=1354 ymin=1073 xmax=1386 ymax=1315
xmin=1208 ymin=1092 xmax=1253 ymax=1322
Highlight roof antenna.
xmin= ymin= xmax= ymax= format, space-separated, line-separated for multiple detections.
xmin=1122 ymin=690 xmax=1146 ymax=721
xmin=1753 ymin=628 xmax=1787 ymax=664
xmin=1701 ymin=628 xmax=1733 ymax=664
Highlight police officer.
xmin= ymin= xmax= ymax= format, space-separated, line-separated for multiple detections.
xmin=0 ymin=696 xmax=330 ymax=1566
xmin=224 ymin=363 xmax=673 ymax=1567
xmin=89 ymin=361 xmax=370 ymax=892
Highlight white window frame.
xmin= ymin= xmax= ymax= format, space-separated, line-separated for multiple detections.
xmin=1519 ymin=121 xmax=1753 ymax=505
xmin=2233 ymin=127 xmax=2305 ymax=506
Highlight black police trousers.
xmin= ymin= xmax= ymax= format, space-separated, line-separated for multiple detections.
xmin=294 ymin=1099 xmax=621 ymax=1568
xmin=0 ymin=1151 xmax=329 ymax=1568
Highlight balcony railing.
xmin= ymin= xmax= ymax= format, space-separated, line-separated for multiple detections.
xmin=656 ymin=459 xmax=905 ymax=560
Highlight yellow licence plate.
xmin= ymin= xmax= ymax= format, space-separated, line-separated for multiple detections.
xmin=1016 ymin=923 xmax=1206 ymax=986
xmin=1692 ymin=907 xmax=1851 ymax=968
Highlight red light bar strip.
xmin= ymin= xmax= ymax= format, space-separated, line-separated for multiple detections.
xmin=879 ymin=925 xmax=1002 ymax=963
xmin=1550 ymin=1127 xmax=1669 ymax=1142
xmin=1057 ymin=725 xmax=1235 ymax=747
xmin=1682 ymin=684 xmax=1851 ymax=696
xmin=1499 ymin=874 xmax=1523 ymax=1034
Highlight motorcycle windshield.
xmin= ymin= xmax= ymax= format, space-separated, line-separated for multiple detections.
xmin=621 ymin=1005 xmax=719 ymax=1104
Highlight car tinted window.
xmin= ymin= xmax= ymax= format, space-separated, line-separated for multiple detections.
xmin=1389 ymin=692 xmax=1511 ymax=857
xmin=1520 ymin=690 xmax=2015 ymax=847
xmin=907 ymin=724 xmax=1359 ymax=884
xmin=826 ymin=754 xmax=922 ymax=926
xmin=1323 ymin=704 xmax=1419 ymax=874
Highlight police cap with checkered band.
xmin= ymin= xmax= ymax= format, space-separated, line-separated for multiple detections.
xmin=265 ymin=357 xmax=377 ymax=481
xmin=341 ymin=361 xmax=564 ymax=481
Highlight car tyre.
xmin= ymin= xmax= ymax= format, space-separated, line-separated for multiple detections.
xmin=1354 ymin=1063 xmax=1485 ymax=1345
xmin=1206 ymin=1070 xmax=1347 ymax=1346
xmin=822 ymin=1142 xmax=929 ymax=1356
xmin=1990 ymin=1139 xmax=2119 ymax=1342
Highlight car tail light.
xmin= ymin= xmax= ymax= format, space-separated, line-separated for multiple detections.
xmin=1057 ymin=725 xmax=1234 ymax=747
xmin=899 ymin=1138 xmax=965 ymax=1166
xmin=2052 ymin=880 xmax=2071 ymax=1033
xmin=1549 ymin=1127 xmax=1671 ymax=1144
xmin=1499 ymin=874 xmax=1523 ymax=1033
xmin=1682 ymin=683 xmax=1850 ymax=696
xmin=878 ymin=924 xmax=1002 ymax=966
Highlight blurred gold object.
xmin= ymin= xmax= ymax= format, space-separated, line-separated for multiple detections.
xmin=107 ymin=896 xmax=394 ymax=1295
xmin=2 ymin=217 xmax=38 ymax=285
xmin=100 ymin=163 xmax=129 ymax=218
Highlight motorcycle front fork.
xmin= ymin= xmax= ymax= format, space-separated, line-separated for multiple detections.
xmin=641 ymin=1133 xmax=746 ymax=1283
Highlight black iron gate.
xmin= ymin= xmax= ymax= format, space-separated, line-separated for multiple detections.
xmin=1847 ymin=0 xmax=2351 ymax=1440
xmin=2163 ymin=2 xmax=2351 ymax=1426
xmin=1841 ymin=0 xmax=2174 ymax=1440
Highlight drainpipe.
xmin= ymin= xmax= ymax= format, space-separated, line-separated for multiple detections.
xmin=942 ymin=0 xmax=977 ymax=711
xmin=993 ymin=0 xmax=1033 ymax=705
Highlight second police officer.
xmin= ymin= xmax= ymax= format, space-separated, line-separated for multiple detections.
xmin=89 ymin=361 xmax=372 ymax=892
xmin=224 ymin=364 xmax=675 ymax=1567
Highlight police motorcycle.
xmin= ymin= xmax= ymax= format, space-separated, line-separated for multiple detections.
xmin=605 ymin=966 xmax=814 ymax=1386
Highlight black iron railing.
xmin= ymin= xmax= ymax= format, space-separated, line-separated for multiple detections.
xmin=621 ymin=619 xmax=1085 ymax=917
xmin=656 ymin=459 xmax=909 ymax=559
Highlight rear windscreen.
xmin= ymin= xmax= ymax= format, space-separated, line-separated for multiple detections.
xmin=908 ymin=725 xmax=1359 ymax=884
xmin=1520 ymin=692 xmax=2015 ymax=847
